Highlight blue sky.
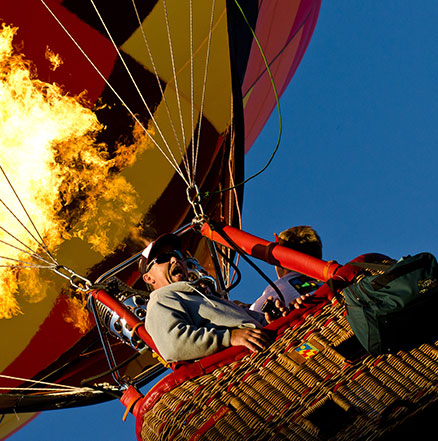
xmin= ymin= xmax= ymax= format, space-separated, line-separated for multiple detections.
xmin=7 ymin=1 xmax=438 ymax=440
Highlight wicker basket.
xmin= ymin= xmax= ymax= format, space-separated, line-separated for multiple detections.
xmin=138 ymin=257 xmax=438 ymax=440
xmin=138 ymin=295 xmax=438 ymax=440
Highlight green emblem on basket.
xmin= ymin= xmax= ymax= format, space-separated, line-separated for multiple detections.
xmin=295 ymin=342 xmax=320 ymax=359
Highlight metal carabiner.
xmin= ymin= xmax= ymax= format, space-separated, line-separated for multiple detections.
xmin=53 ymin=265 xmax=92 ymax=292
xmin=186 ymin=184 xmax=205 ymax=220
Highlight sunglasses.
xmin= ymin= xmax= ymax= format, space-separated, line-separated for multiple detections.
xmin=145 ymin=250 xmax=183 ymax=273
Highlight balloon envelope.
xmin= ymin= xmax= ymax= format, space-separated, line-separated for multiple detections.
xmin=0 ymin=0 xmax=321 ymax=438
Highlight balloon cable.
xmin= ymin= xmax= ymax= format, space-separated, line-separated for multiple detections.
xmin=39 ymin=0 xmax=191 ymax=188
xmin=0 ymin=165 xmax=58 ymax=265
xmin=0 ymin=374 xmax=94 ymax=394
xmin=130 ymin=0 xmax=191 ymax=182
xmin=203 ymin=0 xmax=283 ymax=199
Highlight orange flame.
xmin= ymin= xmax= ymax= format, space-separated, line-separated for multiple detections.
xmin=0 ymin=24 xmax=152 ymax=320
xmin=63 ymin=295 xmax=94 ymax=335
xmin=45 ymin=46 xmax=63 ymax=71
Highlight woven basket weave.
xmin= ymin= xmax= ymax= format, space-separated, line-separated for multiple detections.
xmin=140 ymin=296 xmax=438 ymax=441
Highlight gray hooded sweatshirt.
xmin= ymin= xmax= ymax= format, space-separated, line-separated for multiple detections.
xmin=145 ymin=281 xmax=266 ymax=362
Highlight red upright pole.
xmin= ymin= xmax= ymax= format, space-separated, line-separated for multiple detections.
xmin=90 ymin=289 xmax=157 ymax=351
xmin=201 ymin=223 xmax=341 ymax=282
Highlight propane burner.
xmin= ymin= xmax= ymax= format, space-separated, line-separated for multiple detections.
xmin=184 ymin=256 xmax=217 ymax=292
xmin=88 ymin=278 xmax=150 ymax=351
xmin=89 ymin=258 xmax=217 ymax=351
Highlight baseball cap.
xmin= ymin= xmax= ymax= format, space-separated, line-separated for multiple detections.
xmin=138 ymin=233 xmax=182 ymax=274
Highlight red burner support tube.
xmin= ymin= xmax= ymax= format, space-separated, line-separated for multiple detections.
xmin=90 ymin=289 xmax=156 ymax=350
xmin=201 ymin=223 xmax=341 ymax=282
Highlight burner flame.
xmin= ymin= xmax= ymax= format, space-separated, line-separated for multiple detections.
xmin=0 ymin=24 xmax=151 ymax=319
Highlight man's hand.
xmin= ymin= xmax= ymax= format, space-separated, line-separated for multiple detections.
xmin=262 ymin=296 xmax=289 ymax=323
xmin=230 ymin=328 xmax=272 ymax=352
xmin=289 ymin=293 xmax=311 ymax=309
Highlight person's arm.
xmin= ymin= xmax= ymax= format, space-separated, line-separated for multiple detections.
xmin=230 ymin=328 xmax=272 ymax=352
xmin=146 ymin=297 xmax=230 ymax=362
xmin=146 ymin=292 xmax=273 ymax=361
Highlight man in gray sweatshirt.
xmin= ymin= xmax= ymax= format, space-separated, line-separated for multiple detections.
xmin=140 ymin=233 xmax=282 ymax=363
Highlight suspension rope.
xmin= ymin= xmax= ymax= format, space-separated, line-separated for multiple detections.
xmin=0 ymin=166 xmax=58 ymax=265
xmin=132 ymin=0 xmax=218 ymax=189
xmin=37 ymin=0 xmax=286 ymax=213
xmin=0 ymin=226 xmax=55 ymax=266
xmin=0 ymin=165 xmax=94 ymax=286
xmin=0 ymin=172 xmax=93 ymax=287
xmin=0 ymin=374 xmax=95 ymax=393
xmin=89 ymin=0 xmax=191 ymax=187
xmin=39 ymin=0 xmax=232 ymax=204
xmin=0 ymin=258 xmax=56 ymax=269
xmin=130 ymin=0 xmax=189 ymax=179
xmin=162 ymin=0 xmax=190 ymax=182
xmin=193 ymin=0 xmax=216 ymax=185
xmin=0 ymin=386 xmax=93 ymax=394
xmin=39 ymin=0 xmax=191 ymax=188
xmin=0 ymin=164 xmax=64 ymax=280
xmin=0 ymin=199 xmax=50 ymax=260
xmin=189 ymin=0 xmax=195 ymax=182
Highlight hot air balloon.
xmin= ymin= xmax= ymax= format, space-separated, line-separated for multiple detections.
xmin=3 ymin=2 xmax=437 ymax=440
xmin=0 ymin=0 xmax=322 ymax=438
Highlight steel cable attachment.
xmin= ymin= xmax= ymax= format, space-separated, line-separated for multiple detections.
xmin=52 ymin=265 xmax=92 ymax=292
xmin=186 ymin=184 xmax=205 ymax=221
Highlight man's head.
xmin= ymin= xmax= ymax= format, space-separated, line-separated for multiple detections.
xmin=139 ymin=233 xmax=189 ymax=290
xmin=275 ymin=226 xmax=322 ymax=278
